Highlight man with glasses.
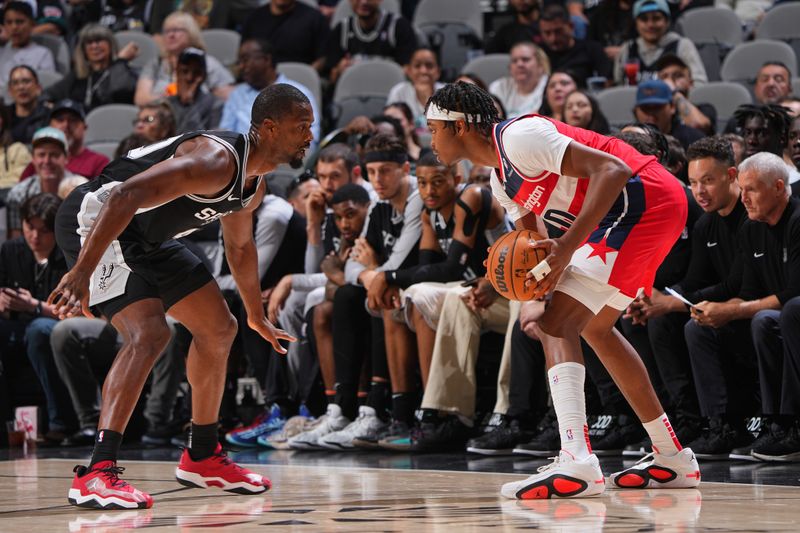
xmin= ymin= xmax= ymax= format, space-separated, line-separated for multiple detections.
xmin=220 ymin=39 xmax=320 ymax=151
xmin=0 ymin=2 xmax=56 ymax=93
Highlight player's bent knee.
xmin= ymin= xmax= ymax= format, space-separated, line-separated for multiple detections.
xmin=129 ymin=323 xmax=172 ymax=359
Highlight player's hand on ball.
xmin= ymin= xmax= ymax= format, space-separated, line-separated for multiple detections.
xmin=248 ymin=317 xmax=297 ymax=355
xmin=48 ymin=271 xmax=93 ymax=319
xmin=526 ymin=237 xmax=573 ymax=299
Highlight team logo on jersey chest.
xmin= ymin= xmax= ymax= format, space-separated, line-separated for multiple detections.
xmin=194 ymin=207 xmax=231 ymax=224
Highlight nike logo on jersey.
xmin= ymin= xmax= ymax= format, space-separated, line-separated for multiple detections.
xmin=706 ymin=242 xmax=718 ymax=247
xmin=754 ymin=252 xmax=765 ymax=258
xmin=228 ymin=196 xmax=240 ymax=201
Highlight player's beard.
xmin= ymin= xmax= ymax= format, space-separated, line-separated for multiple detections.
xmin=289 ymin=156 xmax=304 ymax=169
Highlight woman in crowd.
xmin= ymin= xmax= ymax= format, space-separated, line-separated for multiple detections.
xmin=383 ymin=102 xmax=422 ymax=161
xmin=0 ymin=103 xmax=31 ymax=191
xmin=44 ymin=24 xmax=139 ymax=111
xmin=386 ymin=47 xmax=444 ymax=132
xmin=489 ymin=41 xmax=550 ymax=118
xmin=537 ymin=70 xmax=578 ymax=122
xmin=132 ymin=101 xmax=176 ymax=143
xmin=563 ymin=89 xmax=610 ymax=134
xmin=134 ymin=11 xmax=234 ymax=105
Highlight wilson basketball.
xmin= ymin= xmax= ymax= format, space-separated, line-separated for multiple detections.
xmin=485 ymin=230 xmax=547 ymax=301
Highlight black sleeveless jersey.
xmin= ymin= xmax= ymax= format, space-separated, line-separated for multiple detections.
xmin=82 ymin=130 xmax=261 ymax=245
xmin=428 ymin=184 xmax=498 ymax=279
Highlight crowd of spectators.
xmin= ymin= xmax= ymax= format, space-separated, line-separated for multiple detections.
xmin=1 ymin=0 xmax=800 ymax=463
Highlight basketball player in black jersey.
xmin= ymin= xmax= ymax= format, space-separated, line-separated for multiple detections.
xmin=47 ymin=84 xmax=313 ymax=510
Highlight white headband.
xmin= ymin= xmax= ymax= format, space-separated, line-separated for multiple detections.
xmin=425 ymin=103 xmax=481 ymax=123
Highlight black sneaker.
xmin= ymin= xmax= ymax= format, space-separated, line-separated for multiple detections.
xmin=689 ymin=417 xmax=753 ymax=460
xmin=671 ymin=413 xmax=703 ymax=445
xmin=622 ymin=438 xmax=651 ymax=457
xmin=466 ymin=418 xmax=535 ymax=456
xmin=592 ymin=415 xmax=646 ymax=457
xmin=61 ymin=428 xmax=96 ymax=447
xmin=377 ymin=420 xmax=412 ymax=451
xmin=752 ymin=423 xmax=800 ymax=462
xmin=142 ymin=420 xmax=187 ymax=446
xmin=731 ymin=421 xmax=778 ymax=461
xmin=512 ymin=411 xmax=559 ymax=457
xmin=410 ymin=415 xmax=473 ymax=452
xmin=353 ymin=419 xmax=406 ymax=450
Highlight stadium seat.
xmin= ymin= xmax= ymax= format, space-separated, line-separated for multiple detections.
xmin=31 ymin=33 xmax=70 ymax=75
xmin=201 ymin=29 xmax=241 ymax=68
xmin=84 ymin=104 xmax=139 ymax=145
xmin=756 ymin=3 xmax=800 ymax=72
xmin=332 ymin=59 xmax=406 ymax=128
xmin=267 ymin=165 xmax=307 ymax=199
xmin=461 ymin=54 xmax=510 ymax=86
xmin=595 ymin=86 xmax=637 ymax=131
xmin=297 ymin=0 xmax=318 ymax=6
xmin=414 ymin=0 xmax=483 ymax=81
xmin=689 ymin=82 xmax=752 ymax=133
xmin=793 ymin=78 xmax=800 ymax=96
xmin=86 ymin=141 xmax=121 ymax=161
xmin=720 ymin=40 xmax=797 ymax=94
xmin=331 ymin=0 xmax=401 ymax=28
xmin=676 ymin=7 xmax=743 ymax=82
xmin=276 ymin=62 xmax=323 ymax=110
xmin=114 ymin=30 xmax=160 ymax=71
xmin=37 ymin=70 xmax=63 ymax=92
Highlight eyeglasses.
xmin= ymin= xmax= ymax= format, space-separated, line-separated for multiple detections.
xmin=9 ymin=77 xmax=36 ymax=87
xmin=133 ymin=116 xmax=157 ymax=126
xmin=163 ymin=27 xmax=188 ymax=35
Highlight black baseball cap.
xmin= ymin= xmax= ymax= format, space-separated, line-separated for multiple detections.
xmin=654 ymin=54 xmax=688 ymax=72
xmin=178 ymin=47 xmax=207 ymax=75
xmin=50 ymin=99 xmax=86 ymax=121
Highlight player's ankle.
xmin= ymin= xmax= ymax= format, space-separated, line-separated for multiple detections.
xmin=89 ymin=428 xmax=123 ymax=468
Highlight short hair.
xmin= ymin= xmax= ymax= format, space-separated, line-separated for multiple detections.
xmin=686 ymin=135 xmax=735 ymax=167
xmin=9 ymin=64 xmax=37 ymax=84
xmin=540 ymin=4 xmax=571 ymax=23
xmin=427 ymin=81 xmax=499 ymax=137
xmin=4 ymin=2 xmax=34 ymax=21
xmin=331 ymin=183 xmax=371 ymax=206
xmin=614 ymin=132 xmax=659 ymax=157
xmin=244 ymin=38 xmax=274 ymax=60
xmin=665 ymin=135 xmax=687 ymax=172
xmin=20 ymin=193 xmax=61 ymax=231
xmin=286 ymin=170 xmax=316 ymax=199
xmin=364 ymin=132 xmax=407 ymax=160
xmin=739 ymin=151 xmax=790 ymax=195
xmin=416 ymin=150 xmax=458 ymax=176
xmin=371 ymin=114 xmax=404 ymax=138
xmin=139 ymin=101 xmax=176 ymax=138
xmin=251 ymin=83 xmax=310 ymax=126
xmin=115 ymin=133 xmax=150 ymax=159
xmin=758 ymin=61 xmax=791 ymax=78
xmin=734 ymin=104 xmax=792 ymax=139
xmin=318 ymin=143 xmax=359 ymax=173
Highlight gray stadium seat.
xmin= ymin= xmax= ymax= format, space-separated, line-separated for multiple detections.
xmin=114 ymin=30 xmax=160 ymax=71
xmin=676 ymin=7 xmax=743 ymax=82
xmin=331 ymin=0 xmax=400 ymax=28
xmin=84 ymin=104 xmax=139 ymax=144
xmin=689 ymin=81 xmax=752 ymax=133
xmin=461 ymin=54 xmax=510 ymax=86
xmin=37 ymin=70 xmax=63 ymax=92
xmin=86 ymin=141 xmax=121 ymax=161
xmin=297 ymin=0 xmax=318 ymax=6
xmin=793 ymin=78 xmax=800 ymax=96
xmin=332 ymin=59 xmax=406 ymax=128
xmin=756 ymin=3 xmax=800 ymax=72
xmin=595 ymin=86 xmax=637 ymax=131
xmin=31 ymin=33 xmax=70 ymax=75
xmin=276 ymin=62 xmax=322 ymax=110
xmin=201 ymin=29 xmax=241 ymax=68
xmin=720 ymin=40 xmax=797 ymax=94
xmin=414 ymin=0 xmax=483 ymax=81
xmin=267 ymin=164 xmax=307 ymax=199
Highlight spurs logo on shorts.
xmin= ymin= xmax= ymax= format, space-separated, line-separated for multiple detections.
xmin=98 ymin=264 xmax=115 ymax=291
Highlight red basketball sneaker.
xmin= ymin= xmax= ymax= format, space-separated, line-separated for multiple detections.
xmin=175 ymin=444 xmax=270 ymax=494
xmin=68 ymin=461 xmax=154 ymax=509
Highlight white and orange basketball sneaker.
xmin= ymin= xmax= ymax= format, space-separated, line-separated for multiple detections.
xmin=68 ymin=461 xmax=153 ymax=509
xmin=609 ymin=448 xmax=701 ymax=489
xmin=500 ymin=451 xmax=606 ymax=499
xmin=175 ymin=444 xmax=270 ymax=494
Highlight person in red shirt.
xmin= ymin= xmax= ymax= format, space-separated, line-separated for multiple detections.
xmin=19 ymin=100 xmax=109 ymax=181
xmin=426 ymin=81 xmax=699 ymax=499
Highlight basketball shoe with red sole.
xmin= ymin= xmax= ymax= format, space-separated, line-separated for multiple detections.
xmin=500 ymin=452 xmax=606 ymax=499
xmin=175 ymin=444 xmax=270 ymax=494
xmin=68 ymin=461 xmax=153 ymax=509
xmin=609 ymin=448 xmax=701 ymax=489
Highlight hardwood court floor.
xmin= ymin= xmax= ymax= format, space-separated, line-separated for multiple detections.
xmin=1 ymin=455 xmax=799 ymax=531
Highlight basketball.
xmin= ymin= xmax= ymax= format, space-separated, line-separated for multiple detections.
xmin=485 ymin=230 xmax=548 ymax=301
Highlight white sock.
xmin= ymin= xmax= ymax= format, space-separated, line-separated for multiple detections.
xmin=548 ymin=362 xmax=591 ymax=460
xmin=643 ymin=413 xmax=682 ymax=456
